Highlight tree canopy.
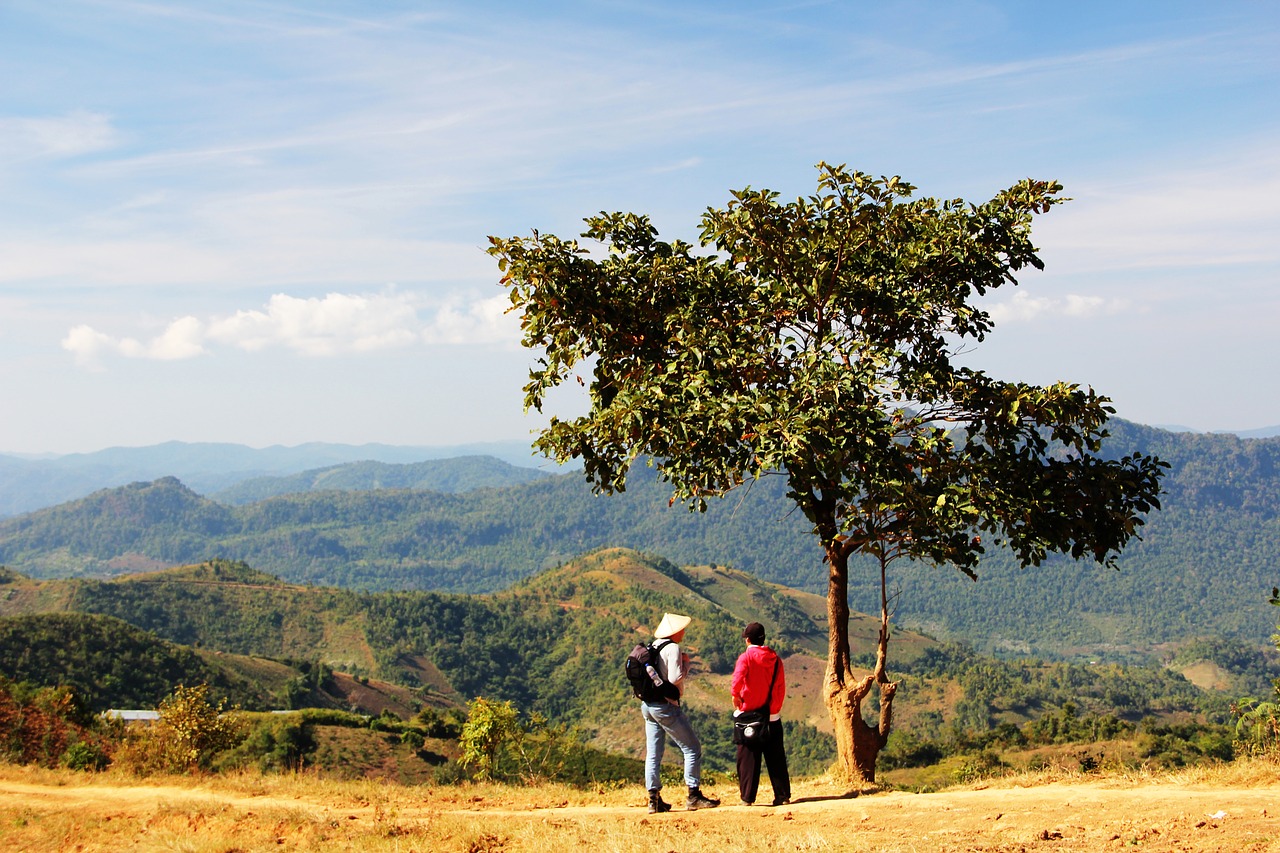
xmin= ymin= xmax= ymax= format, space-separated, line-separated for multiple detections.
xmin=490 ymin=162 xmax=1166 ymax=781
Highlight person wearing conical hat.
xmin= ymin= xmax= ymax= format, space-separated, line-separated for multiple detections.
xmin=640 ymin=612 xmax=720 ymax=813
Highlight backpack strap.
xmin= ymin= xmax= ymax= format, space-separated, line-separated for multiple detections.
xmin=650 ymin=639 xmax=679 ymax=702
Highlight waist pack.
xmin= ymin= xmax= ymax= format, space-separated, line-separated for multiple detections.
xmin=732 ymin=707 xmax=771 ymax=745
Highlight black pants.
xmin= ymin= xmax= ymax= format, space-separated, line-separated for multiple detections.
xmin=736 ymin=719 xmax=790 ymax=804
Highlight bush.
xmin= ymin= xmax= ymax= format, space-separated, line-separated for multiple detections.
xmin=217 ymin=715 xmax=317 ymax=772
xmin=414 ymin=706 xmax=465 ymax=739
xmin=114 ymin=684 xmax=246 ymax=774
xmin=298 ymin=708 xmax=368 ymax=728
xmin=0 ymin=679 xmax=98 ymax=769
xmin=458 ymin=697 xmax=585 ymax=784
xmin=953 ymin=750 xmax=1005 ymax=784
xmin=62 ymin=740 xmax=109 ymax=772
xmin=1232 ymin=698 xmax=1280 ymax=757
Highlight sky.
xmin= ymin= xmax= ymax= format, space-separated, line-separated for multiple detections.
xmin=1 ymin=0 xmax=1277 ymax=455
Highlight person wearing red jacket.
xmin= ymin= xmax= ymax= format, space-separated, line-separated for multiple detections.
xmin=730 ymin=621 xmax=791 ymax=806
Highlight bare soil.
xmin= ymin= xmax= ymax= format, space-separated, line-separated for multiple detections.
xmin=2 ymin=765 xmax=1279 ymax=852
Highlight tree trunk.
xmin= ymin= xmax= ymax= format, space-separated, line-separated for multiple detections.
xmin=823 ymin=542 xmax=897 ymax=784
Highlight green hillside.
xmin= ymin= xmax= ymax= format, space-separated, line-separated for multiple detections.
xmin=1 ymin=422 xmax=1278 ymax=661
xmin=0 ymin=611 xmax=276 ymax=711
xmin=0 ymin=609 xmax=439 ymax=719
xmin=2 ymin=549 xmax=1253 ymax=780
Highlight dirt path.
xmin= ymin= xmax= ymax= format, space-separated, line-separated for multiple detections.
xmin=3 ymin=773 xmax=1280 ymax=851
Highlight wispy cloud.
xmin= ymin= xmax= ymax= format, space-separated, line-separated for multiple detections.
xmin=61 ymin=289 xmax=519 ymax=368
xmin=1036 ymin=138 xmax=1280 ymax=274
xmin=985 ymin=291 xmax=1131 ymax=325
xmin=0 ymin=111 xmax=118 ymax=163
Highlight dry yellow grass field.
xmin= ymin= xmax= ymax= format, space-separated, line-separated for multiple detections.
xmin=3 ymin=760 xmax=1280 ymax=852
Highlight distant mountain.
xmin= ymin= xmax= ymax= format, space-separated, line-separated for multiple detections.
xmin=1 ymin=422 xmax=1278 ymax=662
xmin=1152 ymin=424 xmax=1280 ymax=439
xmin=1231 ymin=425 xmax=1280 ymax=439
xmin=0 ymin=440 xmax=560 ymax=517
xmin=212 ymin=456 xmax=550 ymax=504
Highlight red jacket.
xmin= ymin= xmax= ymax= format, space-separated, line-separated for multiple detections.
xmin=731 ymin=644 xmax=785 ymax=716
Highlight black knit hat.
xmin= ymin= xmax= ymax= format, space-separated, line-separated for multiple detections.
xmin=742 ymin=622 xmax=766 ymax=644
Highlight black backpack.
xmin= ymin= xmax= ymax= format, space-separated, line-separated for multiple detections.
xmin=625 ymin=639 xmax=678 ymax=702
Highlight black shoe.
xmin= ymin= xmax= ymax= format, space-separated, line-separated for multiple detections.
xmin=686 ymin=788 xmax=720 ymax=810
xmin=770 ymin=797 xmax=790 ymax=807
xmin=647 ymin=791 xmax=671 ymax=814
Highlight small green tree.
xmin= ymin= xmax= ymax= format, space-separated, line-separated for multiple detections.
xmin=458 ymin=697 xmax=574 ymax=783
xmin=152 ymin=684 xmax=245 ymax=771
xmin=1232 ymin=587 xmax=1280 ymax=757
xmin=459 ymin=697 xmax=522 ymax=781
xmin=490 ymin=163 xmax=1165 ymax=783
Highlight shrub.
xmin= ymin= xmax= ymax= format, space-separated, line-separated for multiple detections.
xmin=217 ymin=715 xmax=317 ymax=772
xmin=298 ymin=708 xmax=368 ymax=728
xmin=62 ymin=740 xmax=110 ymax=772
xmin=0 ymin=679 xmax=97 ymax=769
xmin=1232 ymin=698 xmax=1280 ymax=757
xmin=115 ymin=684 xmax=246 ymax=774
xmin=458 ymin=697 xmax=582 ymax=784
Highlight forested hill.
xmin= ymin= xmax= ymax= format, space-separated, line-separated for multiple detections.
xmin=0 ymin=550 xmax=1231 ymax=765
xmin=211 ymin=456 xmax=550 ymax=504
xmin=0 ymin=422 xmax=1277 ymax=661
xmin=0 ymin=550 xmax=902 ymax=746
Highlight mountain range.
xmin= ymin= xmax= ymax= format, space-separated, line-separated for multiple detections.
xmin=0 ymin=421 xmax=1278 ymax=663
xmin=0 ymin=439 xmax=561 ymax=518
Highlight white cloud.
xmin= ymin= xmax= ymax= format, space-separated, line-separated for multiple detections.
xmin=1036 ymin=140 xmax=1280 ymax=275
xmin=985 ymin=290 xmax=1129 ymax=325
xmin=61 ymin=324 xmax=122 ymax=370
xmin=206 ymin=291 xmax=421 ymax=355
xmin=422 ymin=293 xmax=519 ymax=345
xmin=0 ymin=112 xmax=118 ymax=163
xmin=61 ymin=314 xmax=205 ymax=368
xmin=148 ymin=316 xmax=207 ymax=360
xmin=60 ymin=289 xmax=519 ymax=367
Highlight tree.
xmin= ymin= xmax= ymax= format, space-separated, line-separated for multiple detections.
xmin=1232 ymin=587 xmax=1280 ymax=757
xmin=458 ymin=696 xmax=574 ymax=783
xmin=489 ymin=163 xmax=1165 ymax=783
xmin=152 ymin=684 xmax=244 ymax=771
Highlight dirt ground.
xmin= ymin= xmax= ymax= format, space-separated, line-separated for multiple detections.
xmin=2 ymin=768 xmax=1279 ymax=852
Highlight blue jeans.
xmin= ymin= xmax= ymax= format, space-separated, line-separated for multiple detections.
xmin=641 ymin=700 xmax=702 ymax=791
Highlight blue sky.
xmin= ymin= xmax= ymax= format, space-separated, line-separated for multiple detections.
xmin=1 ymin=0 xmax=1277 ymax=455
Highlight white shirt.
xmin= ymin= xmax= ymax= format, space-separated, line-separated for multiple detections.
xmin=656 ymin=639 xmax=687 ymax=697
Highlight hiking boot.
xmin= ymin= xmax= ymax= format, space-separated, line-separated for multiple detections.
xmin=647 ymin=790 xmax=671 ymax=814
xmin=686 ymin=787 xmax=720 ymax=810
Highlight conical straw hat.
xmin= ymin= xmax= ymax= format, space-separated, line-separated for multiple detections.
xmin=654 ymin=612 xmax=692 ymax=639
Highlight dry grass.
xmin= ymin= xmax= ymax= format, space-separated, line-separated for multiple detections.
xmin=4 ymin=760 xmax=1280 ymax=852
